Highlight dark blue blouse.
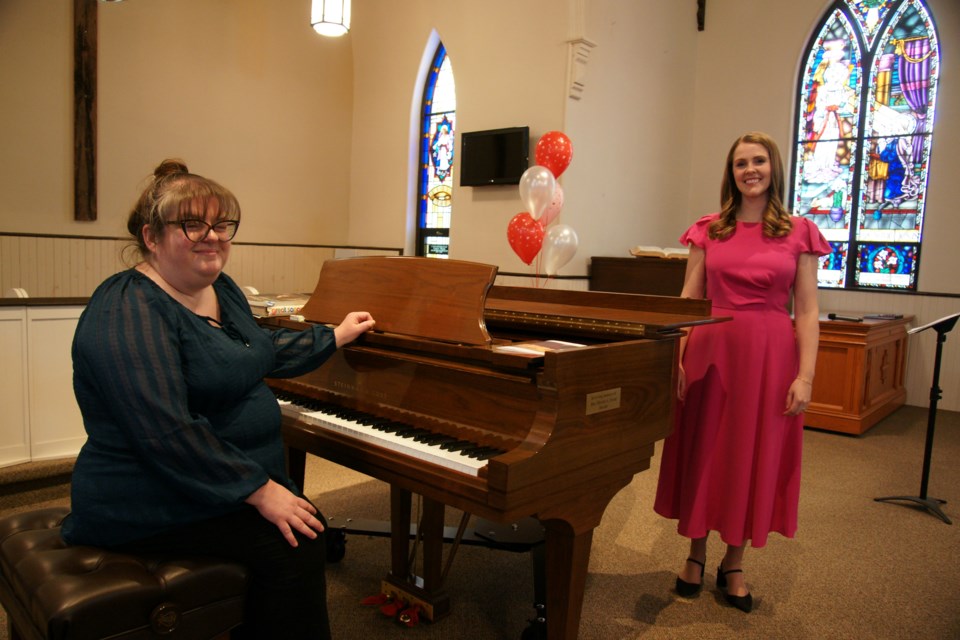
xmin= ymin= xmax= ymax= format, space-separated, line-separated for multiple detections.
xmin=61 ymin=269 xmax=336 ymax=546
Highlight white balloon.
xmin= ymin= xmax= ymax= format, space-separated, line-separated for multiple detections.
xmin=540 ymin=184 xmax=564 ymax=228
xmin=542 ymin=224 xmax=579 ymax=276
xmin=518 ymin=166 xmax=556 ymax=220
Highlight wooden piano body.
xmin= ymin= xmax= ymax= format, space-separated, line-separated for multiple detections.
xmin=261 ymin=257 xmax=717 ymax=640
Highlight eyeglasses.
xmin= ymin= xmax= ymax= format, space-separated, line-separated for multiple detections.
xmin=166 ymin=219 xmax=240 ymax=243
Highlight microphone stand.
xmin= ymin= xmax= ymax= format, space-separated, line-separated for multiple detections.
xmin=875 ymin=312 xmax=959 ymax=524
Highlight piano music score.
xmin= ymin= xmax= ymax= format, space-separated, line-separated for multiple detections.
xmin=245 ymin=292 xmax=309 ymax=317
xmin=492 ymin=339 xmax=586 ymax=356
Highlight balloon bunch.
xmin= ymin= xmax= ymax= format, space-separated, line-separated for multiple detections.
xmin=506 ymin=131 xmax=578 ymax=278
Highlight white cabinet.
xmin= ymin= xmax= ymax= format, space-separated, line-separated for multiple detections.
xmin=0 ymin=305 xmax=85 ymax=467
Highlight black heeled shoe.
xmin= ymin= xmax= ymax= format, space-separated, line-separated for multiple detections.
xmin=717 ymin=565 xmax=753 ymax=613
xmin=675 ymin=557 xmax=705 ymax=597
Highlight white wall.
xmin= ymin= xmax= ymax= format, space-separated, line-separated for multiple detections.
xmin=0 ymin=0 xmax=355 ymax=245
xmin=346 ymin=0 xmax=570 ymax=266
xmin=562 ymin=0 xmax=699 ymax=275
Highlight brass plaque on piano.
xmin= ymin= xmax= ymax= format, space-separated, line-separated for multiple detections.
xmin=586 ymin=388 xmax=621 ymax=415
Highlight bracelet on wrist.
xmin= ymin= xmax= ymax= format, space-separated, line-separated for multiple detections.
xmin=795 ymin=376 xmax=813 ymax=385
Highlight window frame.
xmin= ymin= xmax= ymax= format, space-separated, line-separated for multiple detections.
xmin=789 ymin=0 xmax=940 ymax=291
xmin=415 ymin=43 xmax=455 ymax=259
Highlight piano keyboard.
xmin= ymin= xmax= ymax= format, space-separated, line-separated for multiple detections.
xmin=276 ymin=395 xmax=505 ymax=477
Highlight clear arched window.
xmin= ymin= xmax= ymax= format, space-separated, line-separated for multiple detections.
xmin=416 ymin=44 xmax=456 ymax=258
xmin=791 ymin=0 xmax=939 ymax=290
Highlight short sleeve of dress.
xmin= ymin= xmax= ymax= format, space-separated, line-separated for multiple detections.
xmin=678 ymin=214 xmax=718 ymax=248
xmin=795 ymin=216 xmax=832 ymax=256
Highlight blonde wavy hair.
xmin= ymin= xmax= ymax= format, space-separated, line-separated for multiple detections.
xmin=709 ymin=132 xmax=793 ymax=240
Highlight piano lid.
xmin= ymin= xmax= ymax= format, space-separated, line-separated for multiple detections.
xmin=298 ymin=256 xmax=497 ymax=346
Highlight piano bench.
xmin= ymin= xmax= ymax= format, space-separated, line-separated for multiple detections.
xmin=0 ymin=507 xmax=248 ymax=640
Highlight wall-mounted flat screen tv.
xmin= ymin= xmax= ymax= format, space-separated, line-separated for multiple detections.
xmin=459 ymin=126 xmax=529 ymax=186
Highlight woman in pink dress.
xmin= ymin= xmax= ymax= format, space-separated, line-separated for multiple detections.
xmin=654 ymin=132 xmax=830 ymax=612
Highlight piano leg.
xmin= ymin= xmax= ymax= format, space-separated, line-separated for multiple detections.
xmin=389 ymin=485 xmax=412 ymax=580
xmin=522 ymin=542 xmax=548 ymax=640
xmin=535 ymin=476 xmax=634 ymax=640
xmin=285 ymin=445 xmax=307 ymax=492
xmin=284 ymin=446 xmax=346 ymax=563
xmin=420 ymin=496 xmax=445 ymax=591
xmin=383 ymin=486 xmax=451 ymax=620
xmin=540 ymin=519 xmax=594 ymax=640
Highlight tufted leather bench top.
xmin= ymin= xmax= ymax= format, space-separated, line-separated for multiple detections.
xmin=0 ymin=507 xmax=248 ymax=640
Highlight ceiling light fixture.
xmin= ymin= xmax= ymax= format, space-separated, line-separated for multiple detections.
xmin=311 ymin=0 xmax=351 ymax=37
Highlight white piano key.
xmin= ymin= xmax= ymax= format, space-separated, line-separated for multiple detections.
xmin=276 ymin=398 xmax=303 ymax=419
xmin=278 ymin=399 xmax=487 ymax=476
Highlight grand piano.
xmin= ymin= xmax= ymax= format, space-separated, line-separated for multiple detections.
xmin=259 ymin=256 xmax=718 ymax=640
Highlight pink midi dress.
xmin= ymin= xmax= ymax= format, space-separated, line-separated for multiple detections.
xmin=654 ymin=213 xmax=830 ymax=547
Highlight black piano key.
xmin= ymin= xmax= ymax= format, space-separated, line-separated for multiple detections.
xmin=461 ymin=446 xmax=503 ymax=460
xmin=393 ymin=423 xmax=421 ymax=438
xmin=474 ymin=447 xmax=507 ymax=460
xmin=396 ymin=427 xmax=429 ymax=438
xmin=440 ymin=440 xmax=475 ymax=452
xmin=412 ymin=432 xmax=444 ymax=444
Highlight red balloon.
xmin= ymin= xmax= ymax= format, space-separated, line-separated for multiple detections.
xmin=535 ymin=131 xmax=573 ymax=178
xmin=506 ymin=212 xmax=545 ymax=265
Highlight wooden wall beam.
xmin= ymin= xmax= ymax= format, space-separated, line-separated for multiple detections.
xmin=74 ymin=0 xmax=97 ymax=221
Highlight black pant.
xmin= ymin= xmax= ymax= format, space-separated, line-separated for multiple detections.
xmin=114 ymin=504 xmax=331 ymax=640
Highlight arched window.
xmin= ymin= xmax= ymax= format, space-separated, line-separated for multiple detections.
xmin=416 ymin=44 xmax=456 ymax=258
xmin=791 ymin=0 xmax=939 ymax=290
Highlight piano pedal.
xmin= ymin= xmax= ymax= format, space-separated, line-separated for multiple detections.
xmin=381 ymin=577 xmax=450 ymax=622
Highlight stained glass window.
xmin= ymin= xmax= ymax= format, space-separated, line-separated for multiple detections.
xmin=416 ymin=44 xmax=456 ymax=258
xmin=792 ymin=0 xmax=939 ymax=290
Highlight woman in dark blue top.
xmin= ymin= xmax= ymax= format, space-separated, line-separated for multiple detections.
xmin=63 ymin=159 xmax=375 ymax=639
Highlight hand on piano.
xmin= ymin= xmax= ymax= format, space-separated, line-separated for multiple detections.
xmin=244 ymin=479 xmax=325 ymax=548
xmin=334 ymin=311 xmax=377 ymax=347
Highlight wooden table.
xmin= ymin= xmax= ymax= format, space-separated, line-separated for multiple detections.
xmin=805 ymin=314 xmax=913 ymax=435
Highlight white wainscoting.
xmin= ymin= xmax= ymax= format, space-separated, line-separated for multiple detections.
xmin=0 ymin=235 xmax=402 ymax=298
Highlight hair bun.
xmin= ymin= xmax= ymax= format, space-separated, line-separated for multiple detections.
xmin=154 ymin=159 xmax=189 ymax=180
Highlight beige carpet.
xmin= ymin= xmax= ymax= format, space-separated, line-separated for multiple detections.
xmin=3 ymin=405 xmax=959 ymax=639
